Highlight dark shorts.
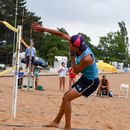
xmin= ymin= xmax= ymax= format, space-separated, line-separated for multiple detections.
xmin=71 ymin=75 xmax=99 ymax=97
xmin=26 ymin=56 xmax=35 ymax=65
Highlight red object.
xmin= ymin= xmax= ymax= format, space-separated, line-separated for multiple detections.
xmin=69 ymin=68 xmax=76 ymax=78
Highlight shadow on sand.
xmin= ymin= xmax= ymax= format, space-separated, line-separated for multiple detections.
xmin=71 ymin=128 xmax=95 ymax=130
xmin=0 ymin=124 xmax=95 ymax=130
xmin=0 ymin=123 xmax=46 ymax=128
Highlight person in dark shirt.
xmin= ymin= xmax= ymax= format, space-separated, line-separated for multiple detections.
xmin=97 ymin=75 xmax=110 ymax=96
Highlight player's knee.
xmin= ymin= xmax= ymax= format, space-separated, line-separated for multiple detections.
xmin=62 ymin=95 xmax=70 ymax=103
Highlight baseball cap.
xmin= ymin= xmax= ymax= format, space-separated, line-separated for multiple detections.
xmin=70 ymin=34 xmax=88 ymax=52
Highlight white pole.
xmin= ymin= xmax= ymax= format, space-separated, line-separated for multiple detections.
xmin=27 ymin=39 xmax=33 ymax=90
xmin=27 ymin=28 xmax=33 ymax=90
xmin=12 ymin=25 xmax=22 ymax=118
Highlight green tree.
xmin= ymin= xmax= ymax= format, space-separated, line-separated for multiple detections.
xmin=0 ymin=45 xmax=12 ymax=65
xmin=118 ymin=21 xmax=129 ymax=65
xmin=47 ymin=47 xmax=60 ymax=66
xmin=38 ymin=30 xmax=69 ymax=66
xmin=0 ymin=0 xmax=42 ymax=65
xmin=78 ymin=33 xmax=98 ymax=54
xmin=97 ymin=21 xmax=129 ymax=66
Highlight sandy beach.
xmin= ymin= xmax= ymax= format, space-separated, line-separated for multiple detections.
xmin=0 ymin=73 xmax=130 ymax=130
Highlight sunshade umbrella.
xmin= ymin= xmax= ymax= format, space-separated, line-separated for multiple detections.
xmin=96 ymin=62 xmax=117 ymax=73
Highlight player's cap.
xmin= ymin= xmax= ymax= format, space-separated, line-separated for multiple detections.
xmin=70 ymin=34 xmax=87 ymax=52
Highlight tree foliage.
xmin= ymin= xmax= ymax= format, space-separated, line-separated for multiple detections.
xmin=0 ymin=0 xmax=42 ymax=64
xmin=96 ymin=21 xmax=129 ymax=66
xmin=38 ymin=32 xmax=69 ymax=66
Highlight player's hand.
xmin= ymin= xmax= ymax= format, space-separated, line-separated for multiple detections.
xmin=31 ymin=23 xmax=43 ymax=32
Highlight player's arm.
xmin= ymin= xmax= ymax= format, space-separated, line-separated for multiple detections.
xmin=99 ymin=79 xmax=102 ymax=87
xmin=31 ymin=23 xmax=70 ymax=41
xmin=71 ymin=54 xmax=94 ymax=74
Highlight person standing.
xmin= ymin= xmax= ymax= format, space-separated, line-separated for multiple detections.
xmin=33 ymin=65 xmax=40 ymax=90
xmin=25 ymin=45 xmax=36 ymax=70
xmin=68 ymin=67 xmax=76 ymax=88
xmin=58 ymin=62 xmax=68 ymax=91
xmin=18 ymin=67 xmax=24 ymax=89
xmin=32 ymin=23 xmax=99 ymax=130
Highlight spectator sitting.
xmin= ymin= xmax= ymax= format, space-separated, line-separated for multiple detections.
xmin=97 ymin=75 xmax=112 ymax=97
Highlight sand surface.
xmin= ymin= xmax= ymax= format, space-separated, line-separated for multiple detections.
xmin=0 ymin=73 xmax=130 ymax=130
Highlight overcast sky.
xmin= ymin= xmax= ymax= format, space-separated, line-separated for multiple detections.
xmin=26 ymin=0 xmax=130 ymax=45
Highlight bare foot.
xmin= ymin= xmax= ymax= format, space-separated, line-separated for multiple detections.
xmin=45 ymin=121 xmax=59 ymax=128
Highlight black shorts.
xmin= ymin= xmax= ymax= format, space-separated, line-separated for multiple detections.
xmin=26 ymin=56 xmax=35 ymax=65
xmin=71 ymin=75 xmax=99 ymax=97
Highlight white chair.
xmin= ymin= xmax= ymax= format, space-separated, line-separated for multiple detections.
xmin=119 ymin=84 xmax=129 ymax=98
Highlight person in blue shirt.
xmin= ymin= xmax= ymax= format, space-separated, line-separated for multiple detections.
xmin=18 ymin=67 xmax=24 ymax=89
xmin=32 ymin=23 xmax=99 ymax=130
xmin=25 ymin=45 xmax=36 ymax=69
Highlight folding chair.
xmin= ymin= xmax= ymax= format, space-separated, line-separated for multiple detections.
xmin=119 ymin=84 xmax=129 ymax=98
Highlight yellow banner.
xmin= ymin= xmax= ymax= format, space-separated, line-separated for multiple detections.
xmin=0 ymin=20 xmax=30 ymax=48
xmin=0 ymin=67 xmax=15 ymax=76
xmin=0 ymin=21 xmax=18 ymax=32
